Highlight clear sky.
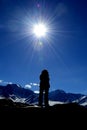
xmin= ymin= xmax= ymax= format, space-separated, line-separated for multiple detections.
xmin=0 ymin=0 xmax=87 ymax=94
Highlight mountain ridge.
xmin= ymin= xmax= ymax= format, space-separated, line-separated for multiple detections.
xmin=0 ymin=83 xmax=87 ymax=108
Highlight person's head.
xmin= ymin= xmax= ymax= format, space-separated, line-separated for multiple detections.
xmin=41 ymin=69 xmax=49 ymax=75
xmin=41 ymin=69 xmax=49 ymax=78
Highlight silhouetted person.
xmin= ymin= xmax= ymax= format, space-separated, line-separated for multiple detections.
xmin=39 ymin=69 xmax=50 ymax=107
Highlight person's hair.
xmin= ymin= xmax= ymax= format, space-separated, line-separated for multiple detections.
xmin=40 ymin=69 xmax=50 ymax=81
xmin=42 ymin=69 xmax=49 ymax=74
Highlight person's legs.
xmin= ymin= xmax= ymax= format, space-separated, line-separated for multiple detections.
xmin=44 ymin=88 xmax=49 ymax=107
xmin=39 ymin=88 xmax=43 ymax=107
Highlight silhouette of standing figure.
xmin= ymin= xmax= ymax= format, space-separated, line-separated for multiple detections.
xmin=39 ymin=69 xmax=50 ymax=107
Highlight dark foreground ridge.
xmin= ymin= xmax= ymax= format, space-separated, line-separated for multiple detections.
xmin=0 ymin=98 xmax=87 ymax=126
xmin=0 ymin=98 xmax=87 ymax=113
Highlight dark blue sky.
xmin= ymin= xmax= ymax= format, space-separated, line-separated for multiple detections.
xmin=0 ymin=0 xmax=87 ymax=94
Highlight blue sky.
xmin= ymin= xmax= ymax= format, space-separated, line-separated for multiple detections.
xmin=0 ymin=0 xmax=87 ymax=94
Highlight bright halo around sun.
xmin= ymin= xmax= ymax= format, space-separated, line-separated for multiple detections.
xmin=33 ymin=23 xmax=47 ymax=38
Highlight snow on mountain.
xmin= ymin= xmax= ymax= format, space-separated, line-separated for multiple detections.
xmin=73 ymin=95 xmax=87 ymax=107
xmin=49 ymin=100 xmax=64 ymax=106
xmin=0 ymin=84 xmax=38 ymax=104
xmin=49 ymin=89 xmax=87 ymax=107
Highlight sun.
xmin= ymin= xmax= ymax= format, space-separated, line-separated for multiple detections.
xmin=33 ymin=23 xmax=47 ymax=38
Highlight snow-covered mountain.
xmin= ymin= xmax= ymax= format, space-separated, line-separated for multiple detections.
xmin=0 ymin=84 xmax=38 ymax=104
xmin=49 ymin=89 xmax=87 ymax=107
xmin=0 ymin=83 xmax=87 ymax=107
xmin=49 ymin=89 xmax=84 ymax=103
